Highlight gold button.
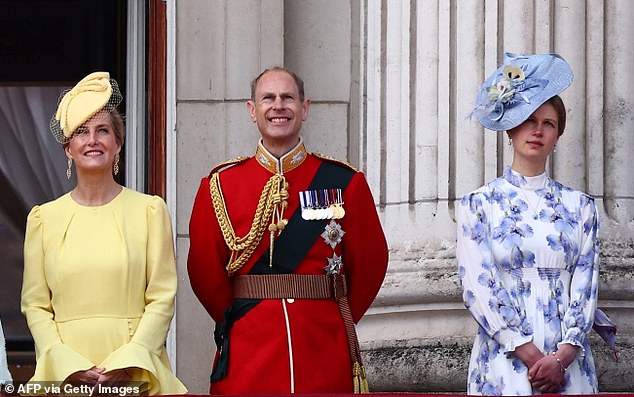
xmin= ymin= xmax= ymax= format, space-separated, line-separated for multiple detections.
xmin=286 ymin=298 xmax=295 ymax=304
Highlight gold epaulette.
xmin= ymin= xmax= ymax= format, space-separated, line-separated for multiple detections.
xmin=207 ymin=156 xmax=251 ymax=178
xmin=312 ymin=152 xmax=359 ymax=173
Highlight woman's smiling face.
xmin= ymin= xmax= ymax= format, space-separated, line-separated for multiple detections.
xmin=65 ymin=111 xmax=121 ymax=175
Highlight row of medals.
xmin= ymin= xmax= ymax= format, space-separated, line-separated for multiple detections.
xmin=301 ymin=204 xmax=346 ymax=220
xmin=299 ymin=188 xmax=345 ymax=220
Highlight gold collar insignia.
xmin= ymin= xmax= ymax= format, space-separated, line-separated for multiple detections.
xmin=256 ymin=139 xmax=307 ymax=174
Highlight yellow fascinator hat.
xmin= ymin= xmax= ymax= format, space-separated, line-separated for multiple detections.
xmin=50 ymin=71 xmax=122 ymax=144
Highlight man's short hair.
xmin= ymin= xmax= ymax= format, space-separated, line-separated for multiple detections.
xmin=250 ymin=67 xmax=305 ymax=102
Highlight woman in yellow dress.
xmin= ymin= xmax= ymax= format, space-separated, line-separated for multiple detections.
xmin=21 ymin=72 xmax=186 ymax=394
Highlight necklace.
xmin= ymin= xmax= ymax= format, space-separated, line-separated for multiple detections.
xmin=518 ymin=188 xmax=543 ymax=220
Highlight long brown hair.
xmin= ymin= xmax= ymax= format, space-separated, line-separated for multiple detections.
xmin=110 ymin=109 xmax=125 ymax=146
xmin=546 ymin=95 xmax=566 ymax=136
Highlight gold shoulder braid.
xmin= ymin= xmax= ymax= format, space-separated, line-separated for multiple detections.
xmin=208 ymin=156 xmax=250 ymax=177
xmin=210 ymin=172 xmax=289 ymax=276
xmin=312 ymin=152 xmax=359 ymax=173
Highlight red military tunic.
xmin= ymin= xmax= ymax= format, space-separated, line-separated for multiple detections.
xmin=188 ymin=140 xmax=388 ymax=394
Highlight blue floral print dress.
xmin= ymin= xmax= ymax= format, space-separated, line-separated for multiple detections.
xmin=456 ymin=167 xmax=600 ymax=395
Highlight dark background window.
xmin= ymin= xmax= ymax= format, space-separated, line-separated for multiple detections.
xmin=0 ymin=0 xmax=127 ymax=83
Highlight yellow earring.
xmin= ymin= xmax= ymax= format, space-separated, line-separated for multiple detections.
xmin=66 ymin=158 xmax=72 ymax=180
xmin=113 ymin=153 xmax=120 ymax=176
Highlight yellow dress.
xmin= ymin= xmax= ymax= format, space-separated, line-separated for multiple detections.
xmin=21 ymin=188 xmax=186 ymax=394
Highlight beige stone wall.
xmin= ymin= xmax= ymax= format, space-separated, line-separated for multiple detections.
xmin=172 ymin=0 xmax=634 ymax=393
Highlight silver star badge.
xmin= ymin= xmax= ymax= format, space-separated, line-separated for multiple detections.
xmin=321 ymin=220 xmax=345 ymax=249
xmin=324 ymin=253 xmax=343 ymax=275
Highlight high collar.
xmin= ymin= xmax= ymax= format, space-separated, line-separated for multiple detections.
xmin=255 ymin=138 xmax=308 ymax=174
xmin=503 ymin=166 xmax=548 ymax=191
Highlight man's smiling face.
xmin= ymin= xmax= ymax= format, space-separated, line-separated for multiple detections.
xmin=247 ymin=70 xmax=310 ymax=154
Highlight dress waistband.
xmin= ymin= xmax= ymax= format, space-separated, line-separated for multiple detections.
xmin=506 ymin=267 xmax=571 ymax=283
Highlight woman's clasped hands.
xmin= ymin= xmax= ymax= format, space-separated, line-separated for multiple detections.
xmin=527 ymin=353 xmax=566 ymax=393
xmin=66 ymin=366 xmax=132 ymax=388
xmin=516 ymin=342 xmax=579 ymax=393
xmin=529 ymin=344 xmax=579 ymax=393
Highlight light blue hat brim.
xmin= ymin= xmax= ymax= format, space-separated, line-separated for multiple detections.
xmin=472 ymin=52 xmax=573 ymax=132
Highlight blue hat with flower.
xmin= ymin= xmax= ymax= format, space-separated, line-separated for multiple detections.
xmin=471 ymin=52 xmax=573 ymax=131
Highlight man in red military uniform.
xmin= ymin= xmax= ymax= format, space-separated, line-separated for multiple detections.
xmin=187 ymin=67 xmax=389 ymax=394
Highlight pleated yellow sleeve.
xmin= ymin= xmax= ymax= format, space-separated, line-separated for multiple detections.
xmin=22 ymin=204 xmax=95 ymax=382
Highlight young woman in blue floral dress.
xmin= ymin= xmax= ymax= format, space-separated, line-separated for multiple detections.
xmin=457 ymin=53 xmax=600 ymax=395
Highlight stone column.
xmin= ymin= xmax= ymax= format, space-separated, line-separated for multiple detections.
xmin=357 ymin=0 xmax=634 ymax=392
xmin=284 ymin=0 xmax=352 ymax=160
xmin=604 ymin=1 xmax=634 ymax=224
